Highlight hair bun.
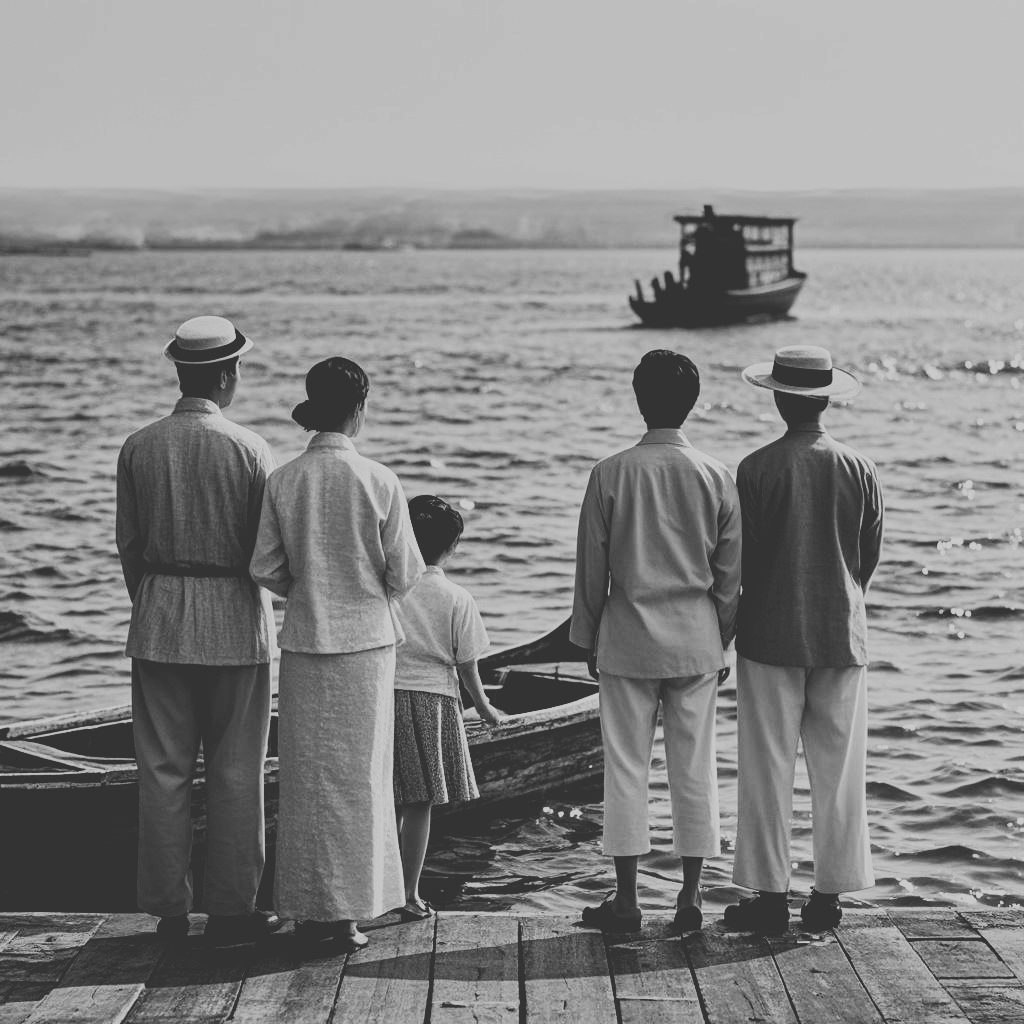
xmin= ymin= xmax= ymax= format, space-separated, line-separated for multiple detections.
xmin=291 ymin=400 xmax=318 ymax=430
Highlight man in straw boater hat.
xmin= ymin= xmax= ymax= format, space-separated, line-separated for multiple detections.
xmin=725 ymin=345 xmax=884 ymax=935
xmin=571 ymin=349 xmax=742 ymax=934
xmin=116 ymin=316 xmax=282 ymax=945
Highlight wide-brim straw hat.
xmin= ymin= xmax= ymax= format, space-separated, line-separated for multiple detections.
xmin=741 ymin=345 xmax=861 ymax=399
xmin=164 ymin=315 xmax=253 ymax=364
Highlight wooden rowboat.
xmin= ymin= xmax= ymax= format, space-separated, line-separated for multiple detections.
xmin=0 ymin=621 xmax=598 ymax=911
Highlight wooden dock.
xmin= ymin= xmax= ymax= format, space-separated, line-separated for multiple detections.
xmin=1 ymin=908 xmax=1022 ymax=1023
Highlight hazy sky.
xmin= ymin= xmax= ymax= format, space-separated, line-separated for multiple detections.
xmin=3 ymin=0 xmax=1022 ymax=189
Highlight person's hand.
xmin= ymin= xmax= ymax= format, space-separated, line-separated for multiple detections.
xmin=480 ymin=702 xmax=507 ymax=728
xmin=587 ymin=650 xmax=598 ymax=680
xmin=718 ymin=666 xmax=731 ymax=685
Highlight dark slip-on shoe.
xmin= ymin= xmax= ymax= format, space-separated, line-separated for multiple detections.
xmin=723 ymin=894 xmax=790 ymax=936
xmin=580 ymin=893 xmax=643 ymax=934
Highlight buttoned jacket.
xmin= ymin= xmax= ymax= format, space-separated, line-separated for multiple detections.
xmin=570 ymin=428 xmax=742 ymax=678
xmin=250 ymin=432 xmax=424 ymax=654
xmin=115 ymin=397 xmax=276 ymax=665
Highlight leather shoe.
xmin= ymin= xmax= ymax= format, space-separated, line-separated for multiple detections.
xmin=723 ymin=894 xmax=790 ymax=935
xmin=580 ymin=893 xmax=642 ymax=934
xmin=800 ymin=891 xmax=843 ymax=932
xmin=673 ymin=905 xmax=703 ymax=932
xmin=156 ymin=914 xmax=190 ymax=942
xmin=204 ymin=910 xmax=282 ymax=946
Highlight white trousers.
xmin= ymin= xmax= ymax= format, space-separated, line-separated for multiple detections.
xmin=599 ymin=672 xmax=720 ymax=858
xmin=733 ymin=657 xmax=874 ymax=894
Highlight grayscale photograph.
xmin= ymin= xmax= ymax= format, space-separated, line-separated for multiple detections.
xmin=1 ymin=2 xmax=1022 ymax=1021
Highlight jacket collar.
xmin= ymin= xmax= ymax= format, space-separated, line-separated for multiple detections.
xmin=638 ymin=428 xmax=691 ymax=448
xmin=306 ymin=432 xmax=357 ymax=452
xmin=173 ymin=397 xmax=222 ymax=416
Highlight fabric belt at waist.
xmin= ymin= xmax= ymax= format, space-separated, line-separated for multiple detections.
xmin=144 ymin=563 xmax=248 ymax=579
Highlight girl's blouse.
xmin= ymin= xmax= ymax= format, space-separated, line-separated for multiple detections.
xmin=394 ymin=566 xmax=489 ymax=697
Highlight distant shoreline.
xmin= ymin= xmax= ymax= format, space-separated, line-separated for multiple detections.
xmin=4 ymin=241 xmax=1024 ymax=256
xmin=2 ymin=186 xmax=1023 ymax=253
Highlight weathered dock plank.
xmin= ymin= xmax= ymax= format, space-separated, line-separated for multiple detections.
xmin=836 ymin=913 xmax=968 ymax=1023
xmin=888 ymin=910 xmax=978 ymax=940
xmin=22 ymin=915 xmax=165 ymax=1024
xmin=431 ymin=913 xmax=519 ymax=1024
xmin=126 ymin=936 xmax=251 ymax=1024
xmin=521 ymin=918 xmax=616 ymax=1024
xmin=606 ymin=920 xmax=703 ymax=1024
xmin=912 ymin=940 xmax=1015 ymax=981
xmin=0 ymin=908 xmax=1022 ymax=1023
xmin=766 ymin=932 xmax=884 ymax=1023
xmin=230 ymin=929 xmax=348 ymax=1024
xmin=959 ymin=911 xmax=1024 ymax=985
xmin=332 ymin=916 xmax=434 ymax=1024
xmin=686 ymin=925 xmax=797 ymax=1024
xmin=943 ymin=979 xmax=1024 ymax=1024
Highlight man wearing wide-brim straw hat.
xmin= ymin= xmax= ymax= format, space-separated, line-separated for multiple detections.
xmin=724 ymin=345 xmax=884 ymax=935
xmin=116 ymin=316 xmax=281 ymax=946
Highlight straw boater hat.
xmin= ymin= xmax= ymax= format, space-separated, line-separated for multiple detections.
xmin=741 ymin=345 xmax=861 ymax=400
xmin=163 ymin=316 xmax=253 ymax=364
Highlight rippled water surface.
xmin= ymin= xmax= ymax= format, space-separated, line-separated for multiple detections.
xmin=2 ymin=247 xmax=1023 ymax=913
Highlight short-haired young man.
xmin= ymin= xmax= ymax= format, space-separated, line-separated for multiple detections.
xmin=571 ymin=349 xmax=742 ymax=932
xmin=116 ymin=316 xmax=280 ymax=945
xmin=725 ymin=345 xmax=883 ymax=935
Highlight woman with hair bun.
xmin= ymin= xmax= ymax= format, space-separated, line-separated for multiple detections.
xmin=251 ymin=357 xmax=424 ymax=949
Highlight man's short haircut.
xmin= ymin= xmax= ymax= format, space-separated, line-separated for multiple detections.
xmin=632 ymin=349 xmax=700 ymax=426
xmin=176 ymin=357 xmax=238 ymax=397
xmin=409 ymin=494 xmax=464 ymax=565
xmin=774 ymin=391 xmax=829 ymax=424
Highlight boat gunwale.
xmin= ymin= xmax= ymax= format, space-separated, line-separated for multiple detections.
xmin=0 ymin=670 xmax=600 ymax=786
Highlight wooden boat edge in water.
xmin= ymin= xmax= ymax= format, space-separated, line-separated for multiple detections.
xmin=0 ymin=658 xmax=600 ymax=909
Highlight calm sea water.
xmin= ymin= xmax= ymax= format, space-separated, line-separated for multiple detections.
xmin=1 ymin=247 xmax=1023 ymax=914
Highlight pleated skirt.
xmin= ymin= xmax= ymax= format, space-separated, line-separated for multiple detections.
xmin=274 ymin=646 xmax=405 ymax=922
xmin=393 ymin=689 xmax=479 ymax=806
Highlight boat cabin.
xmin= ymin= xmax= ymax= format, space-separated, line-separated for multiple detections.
xmin=675 ymin=206 xmax=797 ymax=292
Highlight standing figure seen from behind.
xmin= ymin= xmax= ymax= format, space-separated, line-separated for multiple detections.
xmin=571 ymin=349 xmax=742 ymax=934
xmin=725 ymin=345 xmax=883 ymax=935
xmin=115 ymin=316 xmax=281 ymax=946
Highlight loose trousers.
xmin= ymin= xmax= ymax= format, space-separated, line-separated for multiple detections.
xmin=733 ymin=657 xmax=873 ymax=894
xmin=599 ymin=672 xmax=720 ymax=858
xmin=132 ymin=659 xmax=271 ymax=917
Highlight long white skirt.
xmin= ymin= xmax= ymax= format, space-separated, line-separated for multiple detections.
xmin=274 ymin=645 xmax=405 ymax=921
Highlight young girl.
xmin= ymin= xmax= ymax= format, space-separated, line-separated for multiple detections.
xmin=392 ymin=494 xmax=506 ymax=919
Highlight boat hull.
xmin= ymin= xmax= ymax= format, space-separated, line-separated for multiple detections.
xmin=0 ymin=668 xmax=599 ymax=911
xmin=630 ymin=272 xmax=807 ymax=327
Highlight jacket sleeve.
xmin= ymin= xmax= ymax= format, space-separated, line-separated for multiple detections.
xmin=859 ymin=462 xmax=884 ymax=592
xmin=115 ymin=445 xmax=144 ymax=601
xmin=249 ymin=483 xmax=292 ymax=597
xmin=382 ymin=481 xmax=425 ymax=599
xmin=245 ymin=440 xmax=277 ymax=562
xmin=710 ymin=471 xmax=743 ymax=648
xmin=569 ymin=467 xmax=609 ymax=653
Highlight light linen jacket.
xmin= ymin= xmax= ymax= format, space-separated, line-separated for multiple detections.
xmin=570 ymin=428 xmax=742 ymax=678
xmin=116 ymin=397 xmax=276 ymax=665
xmin=250 ymin=432 xmax=424 ymax=654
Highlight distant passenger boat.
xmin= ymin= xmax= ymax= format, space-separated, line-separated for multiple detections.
xmin=630 ymin=205 xmax=807 ymax=327
xmin=0 ymin=620 xmax=597 ymax=911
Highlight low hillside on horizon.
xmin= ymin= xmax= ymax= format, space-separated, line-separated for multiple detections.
xmin=1 ymin=187 xmax=1022 ymax=251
